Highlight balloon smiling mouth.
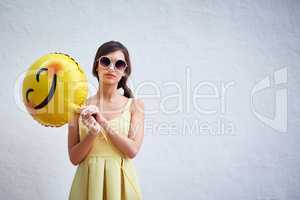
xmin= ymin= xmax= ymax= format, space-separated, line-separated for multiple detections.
xmin=25 ymin=65 xmax=58 ymax=110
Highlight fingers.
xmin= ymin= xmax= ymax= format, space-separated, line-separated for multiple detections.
xmin=80 ymin=105 xmax=102 ymax=135
xmin=91 ymin=123 xmax=101 ymax=134
xmin=82 ymin=115 xmax=94 ymax=125
xmin=80 ymin=105 xmax=99 ymax=120
xmin=82 ymin=115 xmax=101 ymax=134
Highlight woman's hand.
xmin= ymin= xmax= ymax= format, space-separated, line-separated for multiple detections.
xmin=80 ymin=105 xmax=107 ymax=126
xmin=82 ymin=115 xmax=102 ymax=135
xmin=80 ymin=105 xmax=103 ymax=135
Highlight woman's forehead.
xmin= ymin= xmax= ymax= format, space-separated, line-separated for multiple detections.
xmin=105 ymin=50 xmax=125 ymax=60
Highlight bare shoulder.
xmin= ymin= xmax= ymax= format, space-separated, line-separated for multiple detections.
xmin=130 ymin=98 xmax=144 ymax=114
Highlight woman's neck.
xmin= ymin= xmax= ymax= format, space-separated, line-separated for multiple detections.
xmin=97 ymin=83 xmax=120 ymax=103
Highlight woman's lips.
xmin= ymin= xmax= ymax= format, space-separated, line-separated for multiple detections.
xmin=105 ymin=74 xmax=116 ymax=78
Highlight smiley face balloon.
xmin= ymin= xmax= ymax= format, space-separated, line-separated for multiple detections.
xmin=22 ymin=52 xmax=88 ymax=127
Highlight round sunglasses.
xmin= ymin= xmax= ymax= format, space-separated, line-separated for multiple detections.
xmin=97 ymin=56 xmax=127 ymax=71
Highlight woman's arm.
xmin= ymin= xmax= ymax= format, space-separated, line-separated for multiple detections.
xmin=68 ymin=112 xmax=97 ymax=165
xmin=99 ymin=98 xmax=145 ymax=159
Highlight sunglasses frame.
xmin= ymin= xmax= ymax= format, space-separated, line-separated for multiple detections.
xmin=97 ymin=56 xmax=128 ymax=71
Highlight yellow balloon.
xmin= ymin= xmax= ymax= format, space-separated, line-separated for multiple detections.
xmin=22 ymin=52 xmax=88 ymax=127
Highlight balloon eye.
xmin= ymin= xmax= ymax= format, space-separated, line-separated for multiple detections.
xmin=25 ymin=67 xmax=57 ymax=109
xmin=36 ymin=67 xmax=48 ymax=82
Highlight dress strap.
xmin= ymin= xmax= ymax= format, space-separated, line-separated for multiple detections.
xmin=123 ymin=98 xmax=133 ymax=112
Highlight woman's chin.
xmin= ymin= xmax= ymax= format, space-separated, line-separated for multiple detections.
xmin=103 ymin=78 xmax=117 ymax=84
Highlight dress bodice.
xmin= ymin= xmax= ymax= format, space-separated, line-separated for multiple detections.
xmin=78 ymin=98 xmax=133 ymax=159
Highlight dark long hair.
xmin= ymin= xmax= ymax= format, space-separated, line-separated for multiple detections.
xmin=92 ymin=40 xmax=134 ymax=98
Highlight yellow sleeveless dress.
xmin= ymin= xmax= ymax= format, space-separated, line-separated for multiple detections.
xmin=68 ymin=98 xmax=143 ymax=200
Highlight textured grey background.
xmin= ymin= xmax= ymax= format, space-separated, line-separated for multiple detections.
xmin=1 ymin=0 xmax=300 ymax=199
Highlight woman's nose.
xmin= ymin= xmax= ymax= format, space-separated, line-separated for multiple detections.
xmin=108 ymin=63 xmax=116 ymax=71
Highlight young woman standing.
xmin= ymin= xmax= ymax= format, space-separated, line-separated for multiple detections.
xmin=68 ymin=41 xmax=144 ymax=200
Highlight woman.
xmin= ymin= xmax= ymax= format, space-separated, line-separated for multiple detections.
xmin=68 ymin=41 xmax=144 ymax=200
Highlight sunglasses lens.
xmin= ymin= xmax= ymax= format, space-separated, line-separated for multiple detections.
xmin=115 ymin=60 xmax=126 ymax=70
xmin=99 ymin=57 xmax=111 ymax=67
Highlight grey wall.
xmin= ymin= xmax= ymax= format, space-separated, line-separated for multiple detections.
xmin=1 ymin=0 xmax=300 ymax=199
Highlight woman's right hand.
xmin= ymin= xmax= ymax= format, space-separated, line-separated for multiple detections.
xmin=80 ymin=104 xmax=108 ymax=125
xmin=80 ymin=105 xmax=99 ymax=117
xmin=80 ymin=106 xmax=102 ymax=135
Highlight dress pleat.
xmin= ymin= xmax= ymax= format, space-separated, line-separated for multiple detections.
xmin=105 ymin=158 xmax=122 ymax=200
xmin=69 ymin=163 xmax=88 ymax=200
xmin=88 ymin=157 xmax=105 ymax=200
